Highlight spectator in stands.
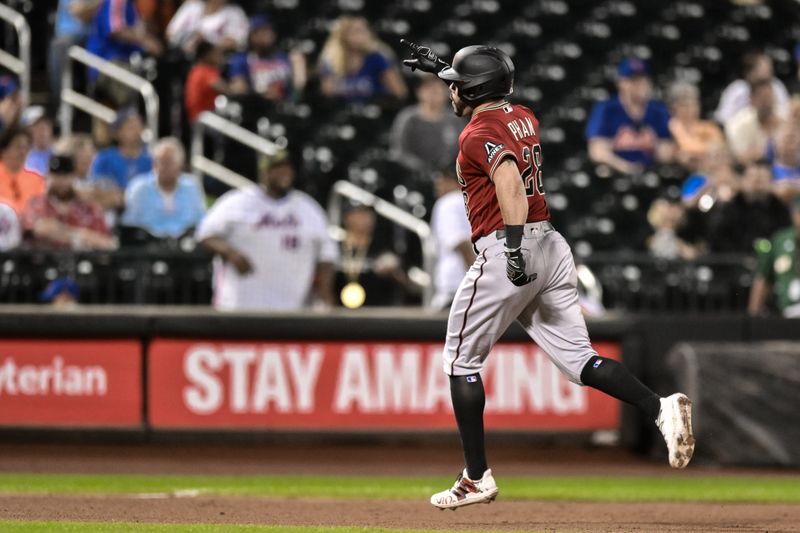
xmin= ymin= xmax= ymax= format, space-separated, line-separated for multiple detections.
xmin=586 ymin=58 xmax=673 ymax=175
xmin=772 ymin=97 xmax=800 ymax=200
xmin=706 ymin=160 xmax=789 ymax=253
xmin=185 ymin=40 xmax=227 ymax=123
xmin=39 ymin=278 xmax=80 ymax=307
xmin=318 ymin=16 xmax=407 ymax=104
xmin=680 ymin=141 xmax=738 ymax=211
xmin=714 ymin=50 xmax=791 ymax=125
xmin=196 ymin=150 xmax=337 ymax=311
xmin=87 ymin=0 xmax=163 ymax=96
xmin=335 ymin=204 xmax=418 ymax=308
xmin=48 ymin=0 xmax=102 ymax=100
xmin=390 ymin=76 xmax=464 ymax=174
xmin=88 ymin=109 xmax=152 ymax=209
xmin=21 ymin=107 xmax=54 ymax=177
xmin=430 ymin=170 xmax=473 ymax=309
xmin=167 ymin=0 xmax=249 ymax=55
xmin=749 ymin=196 xmax=800 ymax=317
xmin=724 ymin=80 xmax=783 ymax=165
xmin=646 ymin=198 xmax=698 ymax=260
xmin=227 ymin=15 xmax=307 ymax=102
xmin=22 ymin=152 xmax=114 ymax=250
xmin=667 ymin=81 xmax=723 ymax=172
xmin=68 ymin=134 xmax=98 ymax=181
xmin=0 ymin=76 xmax=22 ymax=134
xmin=0 ymin=128 xmax=45 ymax=215
xmin=122 ymin=137 xmax=205 ymax=237
xmin=0 ymin=201 xmax=21 ymax=251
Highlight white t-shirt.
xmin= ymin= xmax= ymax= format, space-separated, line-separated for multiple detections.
xmin=430 ymin=189 xmax=472 ymax=309
xmin=724 ymin=107 xmax=769 ymax=163
xmin=713 ymin=78 xmax=790 ymax=125
xmin=196 ymin=187 xmax=338 ymax=311
xmin=0 ymin=202 xmax=21 ymax=251
xmin=166 ymin=0 xmax=249 ymax=49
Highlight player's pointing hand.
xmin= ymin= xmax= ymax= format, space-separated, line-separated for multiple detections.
xmin=400 ymin=39 xmax=450 ymax=74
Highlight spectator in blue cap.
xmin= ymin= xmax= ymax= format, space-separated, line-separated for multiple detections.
xmin=0 ymin=76 xmax=22 ymax=134
xmin=586 ymin=57 xmax=674 ymax=174
xmin=88 ymin=109 xmax=153 ymax=211
xmin=227 ymin=15 xmax=307 ymax=102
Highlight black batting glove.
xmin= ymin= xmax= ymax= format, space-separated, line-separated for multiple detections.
xmin=504 ymin=246 xmax=537 ymax=287
xmin=400 ymin=39 xmax=450 ymax=74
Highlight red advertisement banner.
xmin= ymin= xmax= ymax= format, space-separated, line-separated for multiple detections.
xmin=149 ymin=340 xmax=620 ymax=430
xmin=0 ymin=340 xmax=142 ymax=427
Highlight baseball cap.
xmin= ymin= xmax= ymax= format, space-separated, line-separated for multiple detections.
xmin=0 ymin=75 xmax=18 ymax=99
xmin=39 ymin=277 xmax=79 ymax=302
xmin=617 ymin=57 xmax=650 ymax=78
xmin=250 ymin=14 xmax=272 ymax=31
xmin=49 ymin=153 xmax=76 ymax=175
xmin=21 ymin=105 xmax=47 ymax=128
xmin=111 ymin=107 xmax=141 ymax=131
xmin=259 ymin=149 xmax=291 ymax=172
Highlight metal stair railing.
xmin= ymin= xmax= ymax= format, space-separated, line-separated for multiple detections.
xmin=190 ymin=111 xmax=280 ymax=190
xmin=0 ymin=3 xmax=30 ymax=107
xmin=60 ymin=46 xmax=159 ymax=148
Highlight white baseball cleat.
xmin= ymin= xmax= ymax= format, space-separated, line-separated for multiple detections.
xmin=430 ymin=468 xmax=498 ymax=510
xmin=656 ymin=393 xmax=696 ymax=468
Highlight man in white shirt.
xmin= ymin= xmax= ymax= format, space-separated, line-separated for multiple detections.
xmin=430 ymin=170 xmax=474 ymax=310
xmin=714 ymin=51 xmax=790 ymax=125
xmin=725 ymin=80 xmax=783 ymax=164
xmin=196 ymin=151 xmax=337 ymax=311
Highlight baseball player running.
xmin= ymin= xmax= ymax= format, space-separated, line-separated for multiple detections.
xmin=401 ymin=41 xmax=695 ymax=510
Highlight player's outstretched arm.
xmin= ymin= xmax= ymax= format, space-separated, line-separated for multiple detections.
xmin=494 ymin=159 xmax=537 ymax=287
xmin=400 ymin=39 xmax=450 ymax=74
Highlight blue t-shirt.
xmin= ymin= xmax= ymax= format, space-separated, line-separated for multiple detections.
xmin=121 ymin=172 xmax=206 ymax=237
xmin=86 ymin=0 xmax=141 ymax=65
xmin=228 ymin=51 xmax=292 ymax=97
xmin=773 ymin=163 xmax=800 ymax=183
xmin=24 ymin=149 xmax=52 ymax=177
xmin=585 ymin=95 xmax=671 ymax=166
xmin=89 ymin=146 xmax=152 ymax=191
xmin=322 ymin=51 xmax=391 ymax=102
xmin=55 ymin=0 xmax=92 ymax=39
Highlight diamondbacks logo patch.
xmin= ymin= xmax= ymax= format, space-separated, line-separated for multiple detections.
xmin=484 ymin=142 xmax=504 ymax=164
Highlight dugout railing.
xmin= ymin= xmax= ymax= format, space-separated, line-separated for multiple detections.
xmin=0 ymin=3 xmax=30 ymax=107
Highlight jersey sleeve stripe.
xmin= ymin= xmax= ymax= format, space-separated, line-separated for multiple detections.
xmin=488 ymin=150 xmax=517 ymax=181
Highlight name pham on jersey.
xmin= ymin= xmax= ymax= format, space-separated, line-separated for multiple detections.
xmin=506 ymin=116 xmax=536 ymax=141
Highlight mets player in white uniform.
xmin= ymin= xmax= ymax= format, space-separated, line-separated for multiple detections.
xmin=402 ymin=41 xmax=696 ymax=510
xmin=197 ymin=151 xmax=338 ymax=310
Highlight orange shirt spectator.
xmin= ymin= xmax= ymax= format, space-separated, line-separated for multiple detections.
xmin=667 ymin=82 xmax=723 ymax=171
xmin=0 ymin=128 xmax=45 ymax=214
xmin=185 ymin=41 xmax=225 ymax=123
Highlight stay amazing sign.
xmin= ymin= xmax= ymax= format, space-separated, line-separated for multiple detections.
xmin=148 ymin=340 xmax=620 ymax=430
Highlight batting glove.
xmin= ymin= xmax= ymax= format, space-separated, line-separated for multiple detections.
xmin=504 ymin=246 xmax=537 ymax=287
xmin=400 ymin=39 xmax=450 ymax=74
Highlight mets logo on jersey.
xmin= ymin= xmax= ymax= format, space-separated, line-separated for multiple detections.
xmin=484 ymin=142 xmax=505 ymax=164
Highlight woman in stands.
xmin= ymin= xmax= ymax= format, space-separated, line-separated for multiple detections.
xmin=318 ymin=16 xmax=407 ymax=104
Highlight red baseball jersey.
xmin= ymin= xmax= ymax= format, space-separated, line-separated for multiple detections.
xmin=456 ymin=101 xmax=550 ymax=241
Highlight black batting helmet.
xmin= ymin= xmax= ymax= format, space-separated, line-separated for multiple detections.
xmin=438 ymin=45 xmax=515 ymax=105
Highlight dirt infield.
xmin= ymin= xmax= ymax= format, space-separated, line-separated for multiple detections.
xmin=1 ymin=494 xmax=798 ymax=532
xmin=0 ymin=442 xmax=798 ymax=532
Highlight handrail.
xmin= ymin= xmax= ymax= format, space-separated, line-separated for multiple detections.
xmin=0 ymin=3 xmax=30 ymax=107
xmin=328 ymin=180 xmax=436 ymax=307
xmin=60 ymin=46 xmax=159 ymax=148
xmin=190 ymin=111 xmax=279 ymax=189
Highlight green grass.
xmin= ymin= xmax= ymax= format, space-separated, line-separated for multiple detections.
xmin=0 ymin=473 xmax=798 ymax=503
xmin=0 ymin=524 xmax=516 ymax=533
